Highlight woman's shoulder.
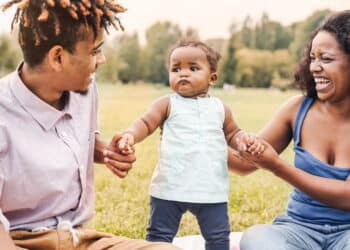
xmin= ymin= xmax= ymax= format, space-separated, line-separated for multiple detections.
xmin=280 ymin=94 xmax=306 ymax=113
xmin=270 ymin=94 xmax=306 ymax=127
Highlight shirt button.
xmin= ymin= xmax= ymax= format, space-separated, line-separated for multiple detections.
xmin=62 ymin=131 xmax=67 ymax=137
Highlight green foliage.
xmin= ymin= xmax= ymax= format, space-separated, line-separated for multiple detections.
xmin=0 ymin=34 xmax=21 ymax=76
xmin=234 ymin=48 xmax=293 ymax=89
xmin=240 ymin=16 xmax=255 ymax=49
xmin=271 ymin=50 xmax=294 ymax=90
xmin=115 ymin=33 xmax=142 ymax=83
xmin=255 ymin=13 xmax=277 ymax=50
xmin=238 ymin=13 xmax=293 ymax=51
xmin=143 ymin=21 xmax=182 ymax=85
xmin=98 ymin=43 xmax=120 ymax=84
xmin=218 ymin=34 xmax=238 ymax=87
xmin=289 ymin=9 xmax=331 ymax=61
xmin=235 ymin=48 xmax=274 ymax=87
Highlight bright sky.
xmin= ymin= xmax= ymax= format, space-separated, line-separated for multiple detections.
xmin=0 ymin=0 xmax=349 ymax=41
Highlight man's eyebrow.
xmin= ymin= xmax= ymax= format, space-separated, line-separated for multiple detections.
xmin=93 ymin=41 xmax=104 ymax=50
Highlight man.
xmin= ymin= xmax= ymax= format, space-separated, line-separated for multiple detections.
xmin=0 ymin=0 xmax=179 ymax=249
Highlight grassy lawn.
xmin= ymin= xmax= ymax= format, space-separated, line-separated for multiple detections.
xmin=89 ymin=83 xmax=298 ymax=238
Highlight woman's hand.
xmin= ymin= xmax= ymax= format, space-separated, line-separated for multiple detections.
xmin=236 ymin=137 xmax=281 ymax=172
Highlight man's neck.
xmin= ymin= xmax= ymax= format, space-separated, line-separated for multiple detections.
xmin=20 ymin=63 xmax=65 ymax=110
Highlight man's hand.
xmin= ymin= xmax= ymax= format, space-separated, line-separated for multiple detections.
xmin=103 ymin=133 xmax=136 ymax=178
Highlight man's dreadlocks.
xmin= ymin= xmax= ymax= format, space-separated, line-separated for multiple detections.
xmin=1 ymin=0 xmax=126 ymax=67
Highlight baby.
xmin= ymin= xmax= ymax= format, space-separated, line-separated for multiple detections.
xmin=118 ymin=40 xmax=263 ymax=250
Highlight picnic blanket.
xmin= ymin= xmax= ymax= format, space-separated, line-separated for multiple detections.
xmin=173 ymin=232 xmax=242 ymax=250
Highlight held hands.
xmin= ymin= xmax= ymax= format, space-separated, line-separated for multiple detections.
xmin=235 ymin=133 xmax=280 ymax=171
xmin=235 ymin=131 xmax=265 ymax=156
xmin=104 ymin=133 xmax=136 ymax=178
xmin=117 ymin=133 xmax=135 ymax=155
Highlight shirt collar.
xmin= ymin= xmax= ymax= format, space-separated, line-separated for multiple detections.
xmin=9 ymin=63 xmax=74 ymax=131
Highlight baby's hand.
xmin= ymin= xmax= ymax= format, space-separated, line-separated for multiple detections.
xmin=235 ymin=131 xmax=265 ymax=156
xmin=246 ymin=135 xmax=265 ymax=156
xmin=117 ymin=133 xmax=135 ymax=155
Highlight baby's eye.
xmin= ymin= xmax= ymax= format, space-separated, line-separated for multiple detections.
xmin=172 ymin=67 xmax=181 ymax=72
xmin=190 ymin=66 xmax=199 ymax=71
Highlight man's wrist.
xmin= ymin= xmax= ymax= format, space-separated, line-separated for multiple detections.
xmin=94 ymin=137 xmax=108 ymax=163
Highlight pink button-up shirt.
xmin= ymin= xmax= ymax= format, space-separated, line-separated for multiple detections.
xmin=0 ymin=66 xmax=98 ymax=231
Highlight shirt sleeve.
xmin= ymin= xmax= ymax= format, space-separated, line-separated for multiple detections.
xmin=92 ymin=81 xmax=100 ymax=135
xmin=0 ymin=125 xmax=9 ymax=231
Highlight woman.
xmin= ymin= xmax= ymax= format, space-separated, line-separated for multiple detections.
xmin=239 ymin=10 xmax=350 ymax=250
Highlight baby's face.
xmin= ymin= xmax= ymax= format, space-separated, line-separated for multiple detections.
xmin=168 ymin=46 xmax=215 ymax=98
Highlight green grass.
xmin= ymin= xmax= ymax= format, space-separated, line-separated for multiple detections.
xmin=89 ymin=83 xmax=297 ymax=238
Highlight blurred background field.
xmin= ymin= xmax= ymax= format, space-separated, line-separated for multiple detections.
xmin=89 ymin=83 xmax=297 ymax=238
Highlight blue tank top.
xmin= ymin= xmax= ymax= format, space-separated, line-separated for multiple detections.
xmin=287 ymin=97 xmax=350 ymax=225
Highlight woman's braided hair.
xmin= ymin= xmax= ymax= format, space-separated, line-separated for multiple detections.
xmin=1 ymin=0 xmax=126 ymax=67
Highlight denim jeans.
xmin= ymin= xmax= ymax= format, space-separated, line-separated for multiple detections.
xmin=146 ymin=196 xmax=230 ymax=250
xmin=240 ymin=214 xmax=350 ymax=250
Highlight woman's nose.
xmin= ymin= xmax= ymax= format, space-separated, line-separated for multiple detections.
xmin=309 ymin=59 xmax=322 ymax=73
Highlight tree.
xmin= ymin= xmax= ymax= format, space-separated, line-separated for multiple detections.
xmin=115 ymin=33 xmax=141 ymax=83
xmin=255 ymin=13 xmax=276 ymax=50
xmin=98 ymin=42 xmax=120 ymax=83
xmin=273 ymin=23 xmax=293 ymax=50
xmin=235 ymin=48 xmax=274 ymax=88
xmin=218 ymin=33 xmax=238 ymax=87
xmin=0 ymin=34 xmax=21 ymax=76
xmin=238 ymin=14 xmax=292 ymax=51
xmin=289 ymin=9 xmax=331 ymax=61
xmin=239 ymin=15 xmax=255 ymax=48
xmin=143 ymin=21 xmax=182 ymax=84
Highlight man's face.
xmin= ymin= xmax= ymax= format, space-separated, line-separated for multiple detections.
xmin=62 ymin=27 xmax=106 ymax=94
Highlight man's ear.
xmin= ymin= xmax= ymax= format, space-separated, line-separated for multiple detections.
xmin=209 ymin=72 xmax=218 ymax=86
xmin=47 ymin=45 xmax=65 ymax=72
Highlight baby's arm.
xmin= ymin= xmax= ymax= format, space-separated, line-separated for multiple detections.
xmin=118 ymin=96 xmax=170 ymax=153
xmin=222 ymin=104 xmax=264 ymax=155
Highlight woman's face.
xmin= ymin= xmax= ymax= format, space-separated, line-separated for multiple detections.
xmin=309 ymin=31 xmax=350 ymax=102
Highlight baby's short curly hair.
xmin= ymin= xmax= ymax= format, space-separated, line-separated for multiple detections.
xmin=168 ymin=40 xmax=221 ymax=73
